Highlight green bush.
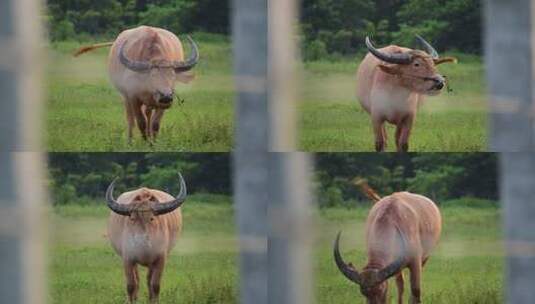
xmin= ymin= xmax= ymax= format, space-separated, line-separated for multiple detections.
xmin=50 ymin=19 xmax=75 ymax=41
xmin=54 ymin=183 xmax=77 ymax=205
xmin=314 ymin=154 xmax=498 ymax=207
xmin=300 ymin=0 xmax=481 ymax=56
xmin=303 ymin=39 xmax=328 ymax=61
xmin=138 ymin=2 xmax=196 ymax=34
xmin=330 ymin=29 xmax=353 ymax=54
xmin=45 ymin=0 xmax=230 ymax=41
xmin=319 ymin=185 xmax=345 ymax=207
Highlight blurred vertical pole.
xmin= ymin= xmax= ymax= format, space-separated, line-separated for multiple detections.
xmin=268 ymin=0 xmax=313 ymax=304
xmin=0 ymin=0 xmax=46 ymax=303
xmin=485 ymin=1 xmax=535 ymax=303
xmin=500 ymin=154 xmax=535 ymax=303
xmin=232 ymin=0 xmax=268 ymax=304
xmin=485 ymin=0 xmax=535 ymax=150
xmin=268 ymin=0 xmax=298 ymax=150
xmin=268 ymin=154 xmax=313 ymax=304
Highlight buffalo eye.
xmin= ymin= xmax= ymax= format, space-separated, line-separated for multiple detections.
xmin=414 ymin=62 xmax=420 ymax=67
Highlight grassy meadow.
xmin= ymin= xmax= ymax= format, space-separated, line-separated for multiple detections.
xmin=49 ymin=195 xmax=237 ymax=304
xmin=314 ymin=198 xmax=503 ymax=303
xmin=298 ymin=53 xmax=487 ymax=151
xmin=46 ymin=33 xmax=234 ymax=152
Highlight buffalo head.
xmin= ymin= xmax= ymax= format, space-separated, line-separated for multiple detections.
xmin=333 ymin=231 xmax=407 ymax=304
xmin=119 ymin=36 xmax=199 ymax=108
xmin=365 ymin=35 xmax=456 ymax=96
xmin=105 ymin=173 xmax=187 ymax=226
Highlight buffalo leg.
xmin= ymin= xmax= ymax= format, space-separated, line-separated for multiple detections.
xmin=124 ymin=262 xmax=139 ymax=303
xmin=132 ymin=101 xmax=148 ymax=140
xmin=397 ymin=116 xmax=414 ymax=152
xmin=372 ymin=116 xmax=386 ymax=152
xmin=125 ymin=100 xmax=135 ymax=144
xmin=151 ymin=109 xmax=165 ymax=140
xmin=144 ymin=106 xmax=154 ymax=140
xmin=148 ymin=257 xmax=166 ymax=304
xmin=396 ymin=272 xmax=404 ymax=304
xmin=395 ymin=124 xmax=402 ymax=149
xmin=382 ymin=124 xmax=388 ymax=149
xmin=408 ymin=260 xmax=422 ymax=304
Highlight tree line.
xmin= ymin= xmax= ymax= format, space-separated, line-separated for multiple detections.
xmin=301 ymin=0 xmax=481 ymax=59
xmin=48 ymin=153 xmax=497 ymax=207
xmin=314 ymin=153 xmax=497 ymax=207
xmin=46 ymin=0 xmax=481 ymax=56
xmin=46 ymin=0 xmax=229 ymax=41
xmin=48 ymin=153 xmax=231 ymax=205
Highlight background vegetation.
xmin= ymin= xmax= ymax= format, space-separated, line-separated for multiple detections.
xmin=46 ymin=0 xmax=480 ymax=56
xmin=48 ymin=153 xmax=231 ymax=204
xmin=314 ymin=153 xmax=497 ymax=207
xmin=46 ymin=0 xmax=229 ymax=40
xmin=301 ymin=0 xmax=481 ymax=60
xmin=48 ymin=153 xmax=497 ymax=207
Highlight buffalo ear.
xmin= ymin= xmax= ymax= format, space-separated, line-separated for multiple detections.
xmin=378 ymin=64 xmax=402 ymax=76
xmin=176 ymin=72 xmax=195 ymax=83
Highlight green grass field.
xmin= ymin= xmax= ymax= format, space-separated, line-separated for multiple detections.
xmin=298 ymin=53 xmax=487 ymax=151
xmin=49 ymin=196 xmax=237 ymax=304
xmin=314 ymin=199 xmax=503 ymax=303
xmin=46 ymin=33 xmax=234 ymax=152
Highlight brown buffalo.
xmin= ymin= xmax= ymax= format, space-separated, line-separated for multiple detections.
xmin=334 ymin=188 xmax=442 ymax=304
xmin=356 ymin=35 xmax=456 ymax=152
xmin=74 ymin=26 xmax=199 ymax=143
xmin=105 ymin=174 xmax=187 ymax=303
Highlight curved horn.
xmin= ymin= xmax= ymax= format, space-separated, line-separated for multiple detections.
xmin=173 ymin=36 xmax=199 ymax=72
xmin=119 ymin=40 xmax=151 ymax=72
xmin=151 ymin=173 xmax=187 ymax=215
xmin=365 ymin=36 xmax=412 ymax=65
xmin=434 ymin=56 xmax=458 ymax=65
xmin=106 ymin=177 xmax=133 ymax=216
xmin=333 ymin=231 xmax=362 ymax=285
xmin=376 ymin=227 xmax=407 ymax=283
xmin=415 ymin=35 xmax=439 ymax=59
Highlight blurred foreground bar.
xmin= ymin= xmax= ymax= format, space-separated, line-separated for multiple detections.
xmin=486 ymin=1 xmax=535 ymax=302
xmin=233 ymin=0 xmax=313 ymax=303
xmin=267 ymin=0 xmax=313 ymax=303
xmin=268 ymin=153 xmax=313 ymax=304
xmin=500 ymin=154 xmax=535 ymax=303
xmin=485 ymin=0 xmax=535 ymax=150
xmin=0 ymin=0 xmax=46 ymax=303
xmin=232 ymin=0 xmax=268 ymax=303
